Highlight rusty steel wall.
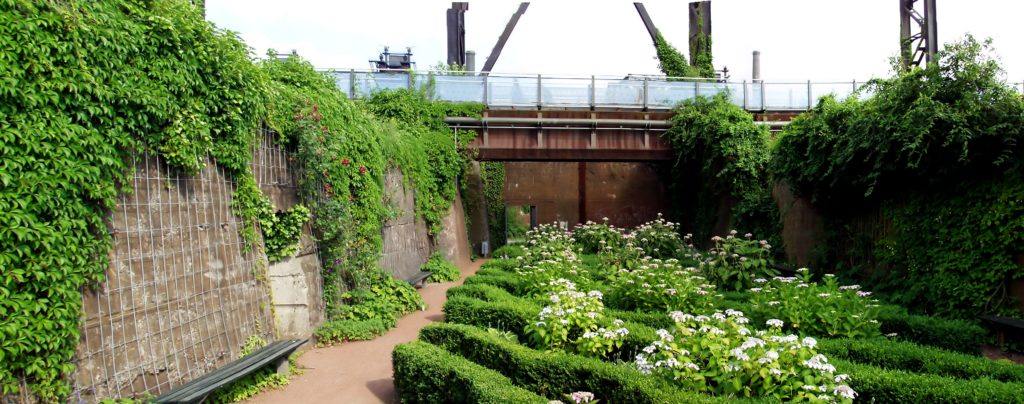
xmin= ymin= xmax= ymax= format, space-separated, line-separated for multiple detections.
xmin=74 ymin=151 xmax=275 ymax=401
xmin=504 ymin=161 xmax=670 ymax=229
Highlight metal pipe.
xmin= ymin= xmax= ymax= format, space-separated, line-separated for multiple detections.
xmin=752 ymin=50 xmax=761 ymax=82
xmin=444 ymin=116 xmax=671 ymax=127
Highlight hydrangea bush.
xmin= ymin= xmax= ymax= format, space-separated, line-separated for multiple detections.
xmin=573 ymin=218 xmax=623 ymax=254
xmin=749 ymin=270 xmax=882 ymax=339
xmin=525 ymin=279 xmax=629 ymax=358
xmin=701 ymin=230 xmax=778 ymax=291
xmin=606 ymin=257 xmax=718 ymax=314
xmin=636 ymin=310 xmax=856 ymax=402
xmin=630 ymin=214 xmax=685 ymax=259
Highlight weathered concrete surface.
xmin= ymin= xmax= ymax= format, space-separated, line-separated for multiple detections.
xmin=462 ymin=161 xmax=491 ymax=256
xmin=268 ymin=253 xmax=321 ymax=339
xmin=773 ymin=182 xmax=824 ymax=266
xmin=504 ymin=161 xmax=670 ymax=228
xmin=76 ymin=153 xmax=275 ymax=400
xmin=378 ymin=169 xmax=433 ymax=280
xmin=435 ymin=192 xmax=472 ymax=269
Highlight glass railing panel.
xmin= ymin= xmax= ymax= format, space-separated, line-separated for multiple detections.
xmin=647 ymin=81 xmax=696 ymax=108
xmin=432 ymin=75 xmax=485 ymax=103
xmin=763 ymin=82 xmax=811 ymax=110
xmin=595 ymin=79 xmax=644 ymax=107
xmin=810 ymin=82 xmax=858 ymax=106
xmin=540 ymin=78 xmax=591 ymax=107
xmin=486 ymin=76 xmax=539 ymax=106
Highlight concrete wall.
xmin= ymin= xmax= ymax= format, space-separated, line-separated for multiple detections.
xmin=504 ymin=162 xmax=671 ymax=228
xmin=75 ymin=152 xmax=275 ymax=400
xmin=252 ymin=131 xmax=322 ymax=340
xmin=377 ymin=168 xmax=472 ymax=279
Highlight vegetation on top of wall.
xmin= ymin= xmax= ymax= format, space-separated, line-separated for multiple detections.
xmin=663 ymin=94 xmax=778 ymax=244
xmin=689 ymin=7 xmax=715 ymax=78
xmin=0 ymin=0 xmax=278 ymax=399
xmin=770 ymin=36 xmax=1024 ymax=318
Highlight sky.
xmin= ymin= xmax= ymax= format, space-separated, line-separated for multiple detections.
xmin=207 ymin=0 xmax=1024 ymax=83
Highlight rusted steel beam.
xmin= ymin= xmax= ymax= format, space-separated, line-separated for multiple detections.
xmin=476 ymin=148 xmax=675 ymax=162
xmin=634 ymin=3 xmax=659 ymax=46
xmin=482 ymin=2 xmax=529 ymax=73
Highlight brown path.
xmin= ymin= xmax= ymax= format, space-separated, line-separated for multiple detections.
xmin=247 ymin=260 xmax=485 ymax=404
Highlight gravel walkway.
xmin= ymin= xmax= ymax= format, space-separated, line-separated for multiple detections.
xmin=247 ymin=259 xmax=485 ymax=404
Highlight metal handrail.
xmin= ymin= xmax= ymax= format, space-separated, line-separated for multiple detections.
xmin=324 ymin=68 xmax=1024 ymax=112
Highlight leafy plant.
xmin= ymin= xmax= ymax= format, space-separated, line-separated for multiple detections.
xmin=606 ymin=258 xmax=717 ymax=314
xmin=749 ymin=270 xmax=882 ymax=339
xmin=313 ymin=318 xmax=390 ymax=346
xmin=701 ymin=231 xmax=778 ymax=291
xmin=524 ymin=279 xmax=629 ymax=358
xmin=637 ymin=310 xmax=855 ymax=402
xmin=423 ymin=252 xmax=461 ymax=282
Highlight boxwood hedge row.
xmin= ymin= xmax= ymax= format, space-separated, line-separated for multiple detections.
xmin=392 ymin=341 xmax=548 ymax=403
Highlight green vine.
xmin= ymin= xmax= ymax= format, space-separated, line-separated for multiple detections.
xmin=770 ymin=36 xmax=1024 ymax=318
xmin=0 ymin=0 xmax=268 ymax=399
xmin=664 ymin=94 xmax=778 ymax=244
xmin=481 ymin=162 xmax=507 ymax=248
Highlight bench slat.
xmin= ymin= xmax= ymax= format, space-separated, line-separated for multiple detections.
xmin=156 ymin=339 xmax=305 ymax=403
xmin=406 ymin=271 xmax=432 ymax=287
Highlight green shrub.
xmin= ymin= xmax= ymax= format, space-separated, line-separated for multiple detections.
xmin=748 ymin=271 xmax=881 ymax=339
xmin=328 ymin=271 xmax=426 ymax=328
xmin=419 ymin=323 xmax=729 ymax=403
xmin=834 ymin=358 xmax=1024 ymax=404
xmin=423 ymin=252 xmax=461 ymax=282
xmin=524 ymin=280 xmax=628 ymax=358
xmin=701 ymin=232 xmax=777 ymax=291
xmin=313 ymin=318 xmax=390 ymax=346
xmin=442 ymin=295 xmax=659 ymax=359
xmin=479 ymin=258 xmax=521 ymax=273
xmin=392 ymin=341 xmax=547 ymax=403
xmin=492 ymin=244 xmax=527 ymax=259
xmin=572 ymin=219 xmax=624 ymax=254
xmin=447 ymin=284 xmax=521 ymax=303
xmin=876 ymin=305 xmax=986 ymax=354
xmin=606 ymin=258 xmax=716 ymax=314
xmin=818 ymin=338 xmax=1024 ymax=383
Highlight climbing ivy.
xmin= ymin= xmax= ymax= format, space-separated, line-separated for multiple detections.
xmin=770 ymin=36 xmax=1024 ymax=318
xmin=664 ymin=94 xmax=778 ymax=244
xmin=654 ymin=31 xmax=697 ymax=78
xmin=480 ymin=162 xmax=508 ymax=248
xmin=0 ymin=0 xmax=272 ymax=399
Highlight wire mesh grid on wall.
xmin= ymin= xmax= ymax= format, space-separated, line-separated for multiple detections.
xmin=251 ymin=124 xmax=324 ymax=317
xmin=73 ymin=150 xmax=274 ymax=401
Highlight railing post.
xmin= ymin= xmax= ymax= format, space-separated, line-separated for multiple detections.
xmin=407 ymin=70 xmax=413 ymax=89
xmin=760 ymin=80 xmax=766 ymax=111
xmin=482 ymin=74 xmax=489 ymax=106
xmin=349 ymin=69 xmax=356 ymax=99
xmin=807 ymin=80 xmax=813 ymax=109
xmin=642 ymin=77 xmax=649 ymax=110
xmin=742 ymin=80 xmax=748 ymax=110
xmin=590 ymin=75 xmax=596 ymax=110
xmin=537 ymin=74 xmax=543 ymax=109
xmin=695 ymin=80 xmax=701 ymax=101
xmin=852 ymin=79 xmax=857 ymax=95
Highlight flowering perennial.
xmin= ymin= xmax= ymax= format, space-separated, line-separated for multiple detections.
xmin=636 ymin=310 xmax=855 ymax=402
xmin=526 ymin=279 xmax=629 ymax=358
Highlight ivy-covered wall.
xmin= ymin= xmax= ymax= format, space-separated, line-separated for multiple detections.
xmin=770 ymin=36 xmax=1024 ymax=318
xmin=1 ymin=0 xmax=479 ymax=400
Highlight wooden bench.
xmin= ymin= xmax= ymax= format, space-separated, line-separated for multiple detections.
xmin=405 ymin=271 xmax=432 ymax=288
xmin=154 ymin=339 xmax=306 ymax=404
xmin=978 ymin=315 xmax=1024 ymax=347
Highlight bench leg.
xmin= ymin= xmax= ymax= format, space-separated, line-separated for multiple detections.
xmin=275 ymin=357 xmax=290 ymax=376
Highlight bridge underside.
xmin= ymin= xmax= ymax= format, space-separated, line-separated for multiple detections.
xmin=450 ymin=110 xmax=675 ymax=161
xmin=448 ymin=110 xmax=799 ymax=161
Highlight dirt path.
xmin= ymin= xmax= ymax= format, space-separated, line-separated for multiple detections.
xmin=247 ymin=259 xmax=485 ymax=404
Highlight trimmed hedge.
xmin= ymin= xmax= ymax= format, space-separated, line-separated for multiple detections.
xmin=819 ymin=338 xmax=1024 ymax=383
xmin=392 ymin=341 xmax=548 ymax=403
xmin=419 ymin=323 xmax=736 ymax=403
xmin=462 ymin=273 xmax=529 ymax=296
xmin=834 ymin=358 xmax=1024 ymax=404
xmin=875 ymin=305 xmax=987 ymax=355
xmin=480 ymin=258 xmax=520 ymax=273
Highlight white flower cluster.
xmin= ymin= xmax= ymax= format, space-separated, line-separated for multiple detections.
xmin=636 ymin=310 xmax=856 ymax=402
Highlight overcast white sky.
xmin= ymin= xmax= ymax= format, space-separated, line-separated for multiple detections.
xmin=208 ymin=0 xmax=1024 ymax=82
